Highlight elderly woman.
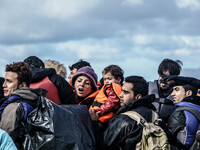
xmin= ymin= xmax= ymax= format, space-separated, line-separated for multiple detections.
xmin=72 ymin=66 xmax=99 ymax=109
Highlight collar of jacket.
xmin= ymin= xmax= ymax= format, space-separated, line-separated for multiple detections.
xmin=116 ymin=94 xmax=156 ymax=115
xmin=11 ymin=87 xmax=47 ymax=102
xmin=182 ymin=96 xmax=200 ymax=106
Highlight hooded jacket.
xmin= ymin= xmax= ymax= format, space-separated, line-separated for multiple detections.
xmin=94 ymin=94 xmax=156 ymax=150
xmin=0 ymin=87 xmax=45 ymax=149
xmin=168 ymin=96 xmax=200 ymax=149
xmin=30 ymin=68 xmax=77 ymax=104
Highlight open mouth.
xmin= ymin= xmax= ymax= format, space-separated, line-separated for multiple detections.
xmin=4 ymin=90 xmax=7 ymax=94
xmin=77 ymin=88 xmax=84 ymax=94
xmin=78 ymin=88 xmax=83 ymax=92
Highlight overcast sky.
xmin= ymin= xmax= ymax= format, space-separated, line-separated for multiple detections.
xmin=0 ymin=0 xmax=200 ymax=81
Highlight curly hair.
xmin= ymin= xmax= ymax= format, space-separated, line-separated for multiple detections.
xmin=44 ymin=60 xmax=67 ymax=78
xmin=5 ymin=62 xmax=32 ymax=87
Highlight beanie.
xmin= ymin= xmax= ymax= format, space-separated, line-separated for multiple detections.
xmin=72 ymin=66 xmax=98 ymax=91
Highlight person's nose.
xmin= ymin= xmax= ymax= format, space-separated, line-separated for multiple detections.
xmin=119 ymin=92 xmax=123 ymax=98
xmin=79 ymin=81 xmax=84 ymax=87
xmin=68 ymin=74 xmax=72 ymax=80
xmin=104 ymin=79 xmax=109 ymax=84
xmin=2 ymin=81 xmax=6 ymax=88
xmin=171 ymin=90 xmax=175 ymax=96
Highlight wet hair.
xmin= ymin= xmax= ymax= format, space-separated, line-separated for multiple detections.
xmin=182 ymin=84 xmax=198 ymax=96
xmin=125 ymin=75 xmax=148 ymax=97
xmin=24 ymin=56 xmax=44 ymax=69
xmin=158 ymin=58 xmax=183 ymax=75
xmin=69 ymin=59 xmax=91 ymax=71
xmin=5 ymin=62 xmax=32 ymax=87
xmin=102 ymin=65 xmax=124 ymax=84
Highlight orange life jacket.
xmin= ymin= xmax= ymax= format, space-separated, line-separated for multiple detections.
xmin=97 ymin=81 xmax=102 ymax=90
xmin=68 ymin=80 xmax=72 ymax=86
xmin=78 ymin=90 xmax=100 ymax=109
xmin=90 ymin=83 xmax=122 ymax=123
xmin=30 ymin=76 xmax=60 ymax=104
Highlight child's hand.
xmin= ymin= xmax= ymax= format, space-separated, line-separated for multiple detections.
xmin=89 ymin=109 xmax=101 ymax=121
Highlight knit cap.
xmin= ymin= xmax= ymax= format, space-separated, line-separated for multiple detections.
xmin=72 ymin=66 xmax=98 ymax=91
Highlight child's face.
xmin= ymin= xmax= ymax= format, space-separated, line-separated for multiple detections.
xmin=103 ymin=72 xmax=121 ymax=85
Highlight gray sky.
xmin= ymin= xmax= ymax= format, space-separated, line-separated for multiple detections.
xmin=0 ymin=0 xmax=200 ymax=81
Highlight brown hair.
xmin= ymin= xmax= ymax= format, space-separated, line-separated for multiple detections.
xmin=6 ymin=62 xmax=32 ymax=87
xmin=102 ymin=65 xmax=124 ymax=84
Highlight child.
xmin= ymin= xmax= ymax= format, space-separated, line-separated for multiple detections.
xmin=90 ymin=65 xmax=124 ymax=123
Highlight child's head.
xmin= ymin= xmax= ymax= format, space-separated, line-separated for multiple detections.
xmin=102 ymin=65 xmax=124 ymax=85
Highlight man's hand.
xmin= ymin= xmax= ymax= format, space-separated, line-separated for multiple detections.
xmin=161 ymin=75 xmax=200 ymax=88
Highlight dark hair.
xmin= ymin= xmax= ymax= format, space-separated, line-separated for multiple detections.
xmin=182 ymin=84 xmax=198 ymax=96
xmin=69 ymin=59 xmax=91 ymax=71
xmin=102 ymin=65 xmax=124 ymax=84
xmin=5 ymin=62 xmax=32 ymax=87
xmin=24 ymin=56 xmax=44 ymax=69
xmin=125 ymin=75 xmax=148 ymax=97
xmin=158 ymin=59 xmax=183 ymax=75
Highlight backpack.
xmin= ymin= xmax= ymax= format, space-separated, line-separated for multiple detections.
xmin=174 ymin=106 xmax=200 ymax=150
xmin=122 ymin=110 xmax=171 ymax=150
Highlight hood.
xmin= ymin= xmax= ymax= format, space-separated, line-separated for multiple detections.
xmin=11 ymin=87 xmax=47 ymax=102
xmin=31 ymin=68 xmax=56 ymax=83
xmin=116 ymin=94 xmax=156 ymax=115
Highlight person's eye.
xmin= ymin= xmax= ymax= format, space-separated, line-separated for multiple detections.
xmin=85 ymin=82 xmax=90 ymax=85
xmin=77 ymin=79 xmax=82 ymax=82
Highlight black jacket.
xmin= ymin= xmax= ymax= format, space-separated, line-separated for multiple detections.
xmin=94 ymin=94 xmax=156 ymax=150
xmin=31 ymin=68 xmax=77 ymax=104
xmin=168 ymin=96 xmax=200 ymax=150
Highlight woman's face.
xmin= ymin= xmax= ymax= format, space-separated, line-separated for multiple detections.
xmin=74 ymin=75 xmax=92 ymax=98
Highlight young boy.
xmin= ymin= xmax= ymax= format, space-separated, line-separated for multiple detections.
xmin=90 ymin=65 xmax=124 ymax=123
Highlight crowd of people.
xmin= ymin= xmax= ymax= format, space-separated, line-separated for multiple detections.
xmin=0 ymin=56 xmax=200 ymax=150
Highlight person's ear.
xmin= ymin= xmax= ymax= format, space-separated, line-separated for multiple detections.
xmin=117 ymin=77 xmax=121 ymax=84
xmin=135 ymin=94 xmax=142 ymax=100
xmin=19 ymin=82 xmax=27 ymax=88
xmin=186 ymin=90 xmax=192 ymax=97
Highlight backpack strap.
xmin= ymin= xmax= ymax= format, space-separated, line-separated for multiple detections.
xmin=122 ymin=111 xmax=148 ymax=127
xmin=175 ymin=106 xmax=200 ymax=122
xmin=154 ymin=98 xmax=173 ymax=104
xmin=151 ymin=110 xmax=161 ymax=125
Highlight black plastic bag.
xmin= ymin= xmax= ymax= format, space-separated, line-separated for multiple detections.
xmin=23 ymin=96 xmax=96 ymax=150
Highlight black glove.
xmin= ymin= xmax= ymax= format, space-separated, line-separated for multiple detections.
xmin=161 ymin=75 xmax=200 ymax=88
